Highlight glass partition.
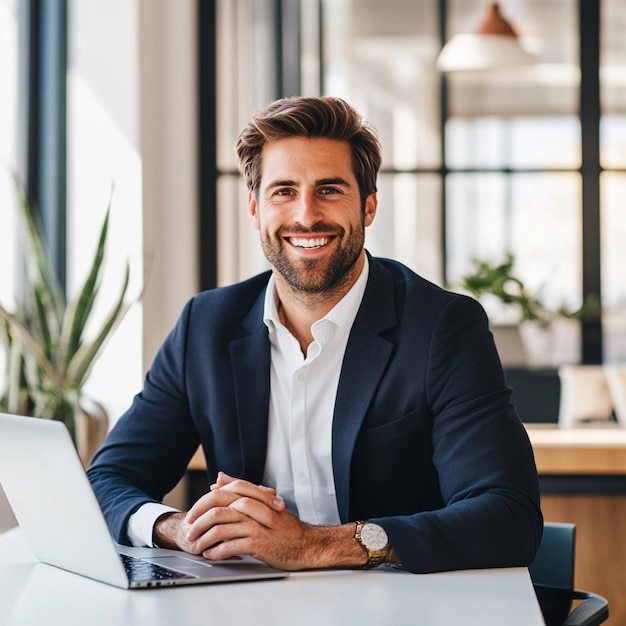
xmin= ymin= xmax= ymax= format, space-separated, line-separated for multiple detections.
xmin=214 ymin=0 xmax=622 ymax=366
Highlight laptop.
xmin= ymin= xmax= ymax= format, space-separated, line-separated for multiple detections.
xmin=0 ymin=412 xmax=288 ymax=588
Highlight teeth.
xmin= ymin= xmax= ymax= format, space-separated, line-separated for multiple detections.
xmin=290 ymin=237 xmax=329 ymax=249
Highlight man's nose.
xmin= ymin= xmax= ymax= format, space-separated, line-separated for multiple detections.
xmin=294 ymin=192 xmax=323 ymax=226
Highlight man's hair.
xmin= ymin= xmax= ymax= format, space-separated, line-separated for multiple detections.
xmin=235 ymin=96 xmax=382 ymax=205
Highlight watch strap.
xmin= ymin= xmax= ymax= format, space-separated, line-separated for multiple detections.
xmin=354 ymin=521 xmax=388 ymax=568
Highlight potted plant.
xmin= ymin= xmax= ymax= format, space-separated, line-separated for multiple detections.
xmin=458 ymin=254 xmax=574 ymax=366
xmin=460 ymin=254 xmax=552 ymax=326
xmin=0 ymin=182 xmax=132 ymax=464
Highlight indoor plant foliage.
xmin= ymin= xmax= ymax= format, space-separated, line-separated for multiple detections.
xmin=460 ymin=253 xmax=552 ymax=326
xmin=0 ymin=183 xmax=130 ymax=460
xmin=458 ymin=253 xmax=602 ymax=366
xmin=460 ymin=253 xmax=599 ymax=325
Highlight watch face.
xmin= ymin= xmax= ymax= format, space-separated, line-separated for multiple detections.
xmin=361 ymin=523 xmax=388 ymax=551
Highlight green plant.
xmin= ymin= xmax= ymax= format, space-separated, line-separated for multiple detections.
xmin=460 ymin=254 xmax=552 ymax=325
xmin=0 ymin=182 xmax=131 ymax=443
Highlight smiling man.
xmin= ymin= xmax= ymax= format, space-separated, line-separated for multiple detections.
xmin=88 ymin=96 xmax=542 ymax=573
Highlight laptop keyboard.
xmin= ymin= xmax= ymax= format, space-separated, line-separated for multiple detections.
xmin=120 ymin=553 xmax=190 ymax=582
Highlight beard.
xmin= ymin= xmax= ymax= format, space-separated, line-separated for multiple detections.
xmin=259 ymin=220 xmax=365 ymax=295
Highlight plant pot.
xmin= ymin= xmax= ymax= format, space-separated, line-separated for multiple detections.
xmin=74 ymin=401 xmax=109 ymax=467
xmin=491 ymin=324 xmax=528 ymax=367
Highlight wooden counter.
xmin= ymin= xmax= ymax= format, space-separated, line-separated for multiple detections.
xmin=523 ymin=425 xmax=626 ymax=625
xmin=525 ymin=425 xmax=626 ymax=475
xmin=188 ymin=425 xmax=626 ymax=476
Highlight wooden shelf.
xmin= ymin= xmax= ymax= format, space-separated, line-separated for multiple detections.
xmin=525 ymin=425 xmax=626 ymax=475
xmin=188 ymin=426 xmax=626 ymax=476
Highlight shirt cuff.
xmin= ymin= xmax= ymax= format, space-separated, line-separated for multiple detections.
xmin=127 ymin=502 xmax=179 ymax=547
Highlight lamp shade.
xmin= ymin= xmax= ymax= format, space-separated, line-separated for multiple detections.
xmin=437 ymin=3 xmax=533 ymax=72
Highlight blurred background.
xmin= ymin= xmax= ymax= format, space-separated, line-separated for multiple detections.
xmin=1 ymin=0 xmax=625 ymax=418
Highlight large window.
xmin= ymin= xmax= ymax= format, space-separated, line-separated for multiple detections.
xmin=66 ymin=0 xmax=143 ymax=418
xmin=1 ymin=1 xmax=143 ymax=422
xmin=213 ymin=0 xmax=626 ymax=366
xmin=0 ymin=0 xmax=19 ymax=382
xmin=601 ymin=0 xmax=626 ymax=363
xmin=0 ymin=0 xmax=19 ymax=296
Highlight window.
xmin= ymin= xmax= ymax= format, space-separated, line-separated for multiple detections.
xmin=0 ymin=0 xmax=19 ymax=380
xmin=67 ymin=0 xmax=143 ymax=419
xmin=1 ymin=1 xmax=143 ymax=422
xmin=600 ymin=0 xmax=626 ymax=363
xmin=213 ymin=0 xmax=624 ymax=366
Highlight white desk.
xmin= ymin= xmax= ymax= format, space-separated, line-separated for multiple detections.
xmin=0 ymin=528 xmax=545 ymax=626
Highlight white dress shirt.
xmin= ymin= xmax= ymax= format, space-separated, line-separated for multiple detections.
xmin=262 ymin=258 xmax=369 ymax=525
xmin=127 ymin=258 xmax=369 ymax=545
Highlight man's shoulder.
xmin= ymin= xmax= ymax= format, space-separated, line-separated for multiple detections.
xmin=369 ymin=256 xmax=483 ymax=316
xmin=181 ymin=271 xmax=271 ymax=335
xmin=370 ymin=256 xmax=451 ymax=297
xmin=194 ymin=270 xmax=272 ymax=306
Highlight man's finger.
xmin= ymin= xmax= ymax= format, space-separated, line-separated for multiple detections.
xmin=209 ymin=475 xmax=285 ymax=512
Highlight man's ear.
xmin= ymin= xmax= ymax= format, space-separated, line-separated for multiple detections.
xmin=364 ymin=193 xmax=377 ymax=227
xmin=248 ymin=191 xmax=260 ymax=230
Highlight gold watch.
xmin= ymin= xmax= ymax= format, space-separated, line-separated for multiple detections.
xmin=354 ymin=521 xmax=389 ymax=568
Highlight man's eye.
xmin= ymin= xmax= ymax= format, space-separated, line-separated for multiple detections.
xmin=275 ymin=188 xmax=293 ymax=196
xmin=319 ymin=187 xmax=340 ymax=195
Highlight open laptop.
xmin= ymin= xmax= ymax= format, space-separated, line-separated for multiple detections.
xmin=0 ymin=412 xmax=288 ymax=588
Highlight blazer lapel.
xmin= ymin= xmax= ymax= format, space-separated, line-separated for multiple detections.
xmin=332 ymin=257 xmax=398 ymax=522
xmin=227 ymin=259 xmax=399 ymax=515
xmin=229 ymin=290 xmax=271 ymax=484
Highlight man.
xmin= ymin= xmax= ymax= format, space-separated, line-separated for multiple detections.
xmin=88 ymin=96 xmax=542 ymax=574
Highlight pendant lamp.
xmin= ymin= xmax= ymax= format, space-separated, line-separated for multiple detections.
xmin=437 ymin=3 xmax=533 ymax=72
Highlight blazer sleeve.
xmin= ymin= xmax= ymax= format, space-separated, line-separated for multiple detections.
xmin=370 ymin=295 xmax=543 ymax=573
xmin=87 ymin=298 xmax=201 ymax=544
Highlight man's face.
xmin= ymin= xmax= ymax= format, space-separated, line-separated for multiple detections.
xmin=249 ymin=137 xmax=377 ymax=295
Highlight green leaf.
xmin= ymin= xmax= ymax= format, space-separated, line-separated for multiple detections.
xmin=13 ymin=178 xmax=65 ymax=332
xmin=1 ymin=179 xmax=137 ymax=432
xmin=66 ymin=262 xmax=131 ymax=387
xmin=32 ymin=284 xmax=55 ymax=359
xmin=59 ymin=205 xmax=111 ymax=375
xmin=0 ymin=302 xmax=65 ymax=390
xmin=460 ymin=253 xmax=552 ymax=325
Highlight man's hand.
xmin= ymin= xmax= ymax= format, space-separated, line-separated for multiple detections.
xmin=156 ymin=472 xmax=370 ymax=571
xmin=151 ymin=475 xmax=283 ymax=554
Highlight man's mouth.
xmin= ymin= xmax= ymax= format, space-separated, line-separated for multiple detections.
xmin=288 ymin=236 xmax=332 ymax=249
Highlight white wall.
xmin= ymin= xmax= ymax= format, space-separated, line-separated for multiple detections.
xmin=139 ymin=0 xmax=199 ymax=371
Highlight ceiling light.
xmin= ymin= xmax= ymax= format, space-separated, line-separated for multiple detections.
xmin=437 ymin=3 xmax=533 ymax=72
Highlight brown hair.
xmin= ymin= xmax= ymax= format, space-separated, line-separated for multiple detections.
xmin=235 ymin=96 xmax=381 ymax=206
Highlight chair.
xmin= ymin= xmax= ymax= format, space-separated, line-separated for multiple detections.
xmin=529 ymin=522 xmax=609 ymax=626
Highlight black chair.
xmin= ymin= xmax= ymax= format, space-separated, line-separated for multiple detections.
xmin=529 ymin=522 xmax=609 ymax=626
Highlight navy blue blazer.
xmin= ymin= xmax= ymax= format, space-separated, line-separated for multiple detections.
xmin=88 ymin=254 xmax=542 ymax=573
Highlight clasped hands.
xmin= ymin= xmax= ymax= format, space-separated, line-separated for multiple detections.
xmin=153 ymin=472 xmax=365 ymax=571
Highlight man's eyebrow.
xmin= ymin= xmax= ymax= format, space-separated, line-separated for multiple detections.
xmin=265 ymin=179 xmax=298 ymax=190
xmin=317 ymin=177 xmax=352 ymax=187
xmin=266 ymin=176 xmax=350 ymax=189
xmin=264 ymin=177 xmax=353 ymax=190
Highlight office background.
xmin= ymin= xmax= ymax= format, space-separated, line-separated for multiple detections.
xmin=1 ymin=2 xmax=625 ymax=622
xmin=2 ymin=0 xmax=626 ymax=422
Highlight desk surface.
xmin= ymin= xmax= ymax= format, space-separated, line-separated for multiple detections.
xmin=0 ymin=528 xmax=544 ymax=626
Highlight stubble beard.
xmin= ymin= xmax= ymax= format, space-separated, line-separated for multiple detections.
xmin=260 ymin=221 xmax=365 ymax=299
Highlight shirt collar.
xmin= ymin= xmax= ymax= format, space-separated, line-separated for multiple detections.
xmin=263 ymin=255 xmax=370 ymax=335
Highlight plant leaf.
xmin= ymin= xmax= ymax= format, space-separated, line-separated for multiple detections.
xmin=31 ymin=284 xmax=55 ymax=359
xmin=0 ymin=303 xmax=65 ymax=389
xmin=59 ymin=206 xmax=111 ymax=374
xmin=66 ymin=262 xmax=131 ymax=387
xmin=13 ymin=177 xmax=65 ymax=333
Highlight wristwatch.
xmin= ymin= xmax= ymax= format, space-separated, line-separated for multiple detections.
xmin=354 ymin=521 xmax=389 ymax=568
